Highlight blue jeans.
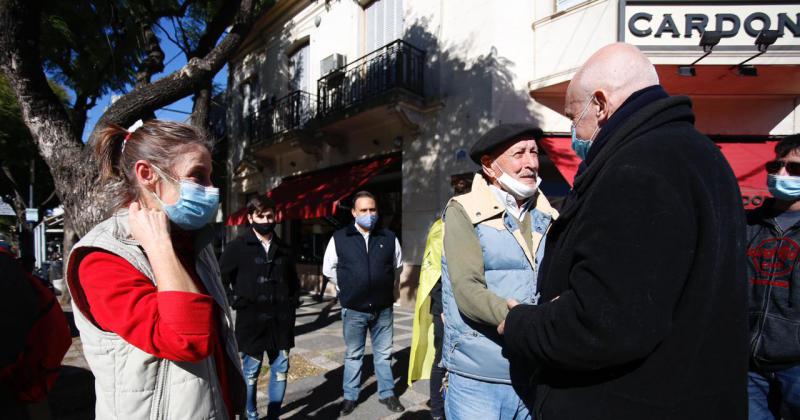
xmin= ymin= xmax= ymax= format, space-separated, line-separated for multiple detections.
xmin=241 ymin=350 xmax=290 ymax=420
xmin=342 ymin=306 xmax=395 ymax=401
xmin=749 ymin=366 xmax=800 ymax=419
xmin=445 ymin=373 xmax=531 ymax=420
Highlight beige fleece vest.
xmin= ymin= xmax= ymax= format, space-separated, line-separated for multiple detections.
xmin=66 ymin=211 xmax=244 ymax=419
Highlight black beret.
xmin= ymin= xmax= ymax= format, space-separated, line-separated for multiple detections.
xmin=469 ymin=123 xmax=544 ymax=164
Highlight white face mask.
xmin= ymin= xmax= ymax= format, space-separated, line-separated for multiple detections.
xmin=493 ymin=163 xmax=540 ymax=200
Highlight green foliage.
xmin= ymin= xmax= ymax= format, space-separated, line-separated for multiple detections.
xmin=0 ymin=75 xmax=64 ymax=208
xmin=39 ymin=0 xmax=142 ymax=100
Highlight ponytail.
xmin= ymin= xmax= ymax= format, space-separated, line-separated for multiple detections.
xmin=92 ymin=123 xmax=128 ymax=182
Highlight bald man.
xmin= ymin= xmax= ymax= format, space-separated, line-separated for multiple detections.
xmin=499 ymin=43 xmax=748 ymax=419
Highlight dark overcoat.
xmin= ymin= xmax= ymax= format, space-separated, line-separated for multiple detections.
xmin=504 ymin=96 xmax=749 ymax=419
xmin=220 ymin=230 xmax=299 ymax=355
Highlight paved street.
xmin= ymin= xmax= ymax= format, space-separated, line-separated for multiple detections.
xmin=53 ymin=295 xmax=433 ymax=420
xmin=255 ymin=296 xmax=432 ymax=419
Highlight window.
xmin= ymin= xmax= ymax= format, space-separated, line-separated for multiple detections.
xmin=240 ymin=80 xmax=257 ymax=139
xmin=288 ymin=42 xmax=311 ymax=92
xmin=365 ymin=0 xmax=403 ymax=52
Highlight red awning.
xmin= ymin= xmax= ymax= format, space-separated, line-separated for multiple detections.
xmin=539 ymin=136 xmax=581 ymax=186
xmin=226 ymin=155 xmax=399 ymax=225
xmin=539 ymin=136 xmax=776 ymax=208
xmin=717 ymin=141 xmax=777 ymax=208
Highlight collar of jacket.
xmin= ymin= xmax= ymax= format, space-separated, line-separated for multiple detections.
xmin=245 ymin=227 xmax=270 ymax=244
xmin=450 ymin=172 xmax=558 ymax=225
xmin=748 ymin=198 xmax=800 ymax=231
xmin=110 ymin=208 xmax=214 ymax=256
xmin=563 ymin=95 xmax=694 ymax=222
xmin=244 ymin=228 xmax=287 ymax=249
xmin=345 ymin=223 xmax=386 ymax=237
xmin=581 ymin=85 xmax=668 ymax=170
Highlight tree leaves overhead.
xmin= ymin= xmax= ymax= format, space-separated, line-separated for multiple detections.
xmin=39 ymin=0 xmax=140 ymax=100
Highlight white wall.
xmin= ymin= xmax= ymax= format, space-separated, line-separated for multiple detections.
xmin=400 ymin=0 xmax=542 ymax=263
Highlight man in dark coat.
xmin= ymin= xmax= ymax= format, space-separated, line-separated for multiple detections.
xmin=220 ymin=196 xmax=299 ymax=420
xmin=498 ymin=43 xmax=748 ymax=419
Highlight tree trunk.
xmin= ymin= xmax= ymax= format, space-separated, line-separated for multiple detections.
xmin=1 ymin=0 xmax=267 ymax=245
xmin=0 ymin=0 xmax=108 ymax=239
xmin=191 ymin=82 xmax=212 ymax=128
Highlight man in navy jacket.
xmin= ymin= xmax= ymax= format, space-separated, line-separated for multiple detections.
xmin=322 ymin=191 xmax=404 ymax=416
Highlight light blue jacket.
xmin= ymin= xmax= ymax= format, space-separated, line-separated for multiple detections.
xmin=441 ymin=174 xmax=556 ymax=383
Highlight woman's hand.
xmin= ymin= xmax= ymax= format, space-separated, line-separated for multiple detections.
xmin=128 ymin=201 xmax=200 ymax=294
xmin=128 ymin=202 xmax=171 ymax=253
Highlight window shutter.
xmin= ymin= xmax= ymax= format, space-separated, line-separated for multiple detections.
xmin=365 ymin=0 xmax=402 ymax=52
xmin=289 ymin=43 xmax=311 ymax=92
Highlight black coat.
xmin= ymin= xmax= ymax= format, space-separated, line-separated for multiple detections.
xmin=504 ymin=96 xmax=749 ymax=419
xmin=219 ymin=230 xmax=299 ymax=355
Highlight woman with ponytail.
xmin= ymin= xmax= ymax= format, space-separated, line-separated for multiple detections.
xmin=66 ymin=120 xmax=245 ymax=419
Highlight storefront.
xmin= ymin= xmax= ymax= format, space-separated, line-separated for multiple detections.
xmin=226 ymin=154 xmax=402 ymax=294
xmin=529 ymin=0 xmax=800 ymax=207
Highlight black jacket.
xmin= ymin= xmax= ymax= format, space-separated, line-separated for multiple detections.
xmin=746 ymin=199 xmax=800 ymax=371
xmin=333 ymin=225 xmax=397 ymax=311
xmin=503 ymin=95 xmax=748 ymax=419
xmin=219 ymin=230 xmax=299 ymax=355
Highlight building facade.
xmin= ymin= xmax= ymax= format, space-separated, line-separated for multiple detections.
xmin=529 ymin=0 xmax=800 ymax=207
xmin=224 ymin=0 xmax=799 ymax=306
xmin=225 ymin=0 xmax=562 ymax=306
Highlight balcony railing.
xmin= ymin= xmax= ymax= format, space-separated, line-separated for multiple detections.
xmin=253 ymin=90 xmax=316 ymax=142
xmin=317 ymin=40 xmax=425 ymax=118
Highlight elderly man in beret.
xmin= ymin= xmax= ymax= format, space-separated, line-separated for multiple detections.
xmin=440 ymin=123 xmax=558 ymax=419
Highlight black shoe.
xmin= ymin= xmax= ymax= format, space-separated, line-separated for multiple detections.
xmin=340 ymin=399 xmax=357 ymax=416
xmin=379 ymin=396 xmax=405 ymax=413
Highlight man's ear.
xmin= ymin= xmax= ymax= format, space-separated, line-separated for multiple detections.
xmin=481 ymin=155 xmax=497 ymax=179
xmin=594 ymin=90 xmax=611 ymax=123
xmin=247 ymin=214 xmax=253 ymax=225
xmin=134 ymin=160 xmax=158 ymax=186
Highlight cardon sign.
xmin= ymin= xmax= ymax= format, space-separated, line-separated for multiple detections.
xmin=619 ymin=0 xmax=800 ymax=50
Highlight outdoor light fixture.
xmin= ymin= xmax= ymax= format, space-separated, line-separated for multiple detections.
xmin=678 ymin=30 xmax=722 ymax=77
xmin=732 ymin=30 xmax=781 ymax=77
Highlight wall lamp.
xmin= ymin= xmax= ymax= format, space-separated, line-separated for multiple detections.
xmin=732 ymin=30 xmax=781 ymax=77
xmin=678 ymin=30 xmax=722 ymax=77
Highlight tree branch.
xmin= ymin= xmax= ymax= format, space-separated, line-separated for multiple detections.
xmin=191 ymin=0 xmax=241 ymax=58
xmin=173 ymin=16 xmax=192 ymax=57
xmin=91 ymin=0 xmax=264 ymax=134
xmin=135 ymin=22 xmax=165 ymax=87
xmin=154 ymin=20 xmax=189 ymax=56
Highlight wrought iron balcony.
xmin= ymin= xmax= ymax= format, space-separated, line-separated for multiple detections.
xmin=317 ymin=40 xmax=425 ymax=118
xmin=253 ymin=90 xmax=316 ymax=143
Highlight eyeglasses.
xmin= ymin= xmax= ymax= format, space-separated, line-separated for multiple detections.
xmin=765 ymin=160 xmax=800 ymax=176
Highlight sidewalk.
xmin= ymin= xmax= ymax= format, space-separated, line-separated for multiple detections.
xmin=52 ymin=295 xmax=434 ymax=420
xmin=258 ymin=296 xmax=432 ymax=419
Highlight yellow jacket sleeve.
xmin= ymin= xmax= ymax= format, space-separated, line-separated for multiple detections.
xmin=407 ymin=219 xmax=444 ymax=384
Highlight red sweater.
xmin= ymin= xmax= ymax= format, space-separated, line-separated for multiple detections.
xmin=78 ymin=250 xmax=233 ymax=417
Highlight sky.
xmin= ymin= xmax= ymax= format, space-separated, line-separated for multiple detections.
xmin=75 ymin=19 xmax=230 ymax=142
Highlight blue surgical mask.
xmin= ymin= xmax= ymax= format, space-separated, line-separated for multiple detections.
xmin=768 ymin=174 xmax=800 ymax=201
xmin=570 ymin=94 xmax=599 ymax=161
xmin=355 ymin=214 xmax=378 ymax=231
xmin=152 ymin=167 xmax=220 ymax=230
xmin=571 ymin=126 xmax=593 ymax=161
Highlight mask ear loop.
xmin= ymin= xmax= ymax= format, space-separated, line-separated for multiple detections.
xmin=147 ymin=164 xmax=178 ymax=210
